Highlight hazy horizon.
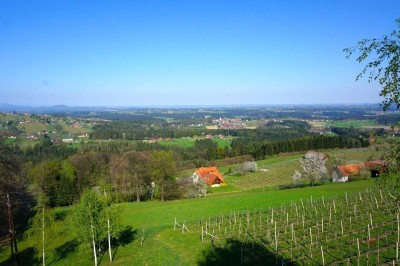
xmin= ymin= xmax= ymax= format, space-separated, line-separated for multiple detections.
xmin=1 ymin=1 xmax=399 ymax=106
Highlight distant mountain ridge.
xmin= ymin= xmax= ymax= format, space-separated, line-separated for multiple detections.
xmin=0 ymin=103 xmax=389 ymax=113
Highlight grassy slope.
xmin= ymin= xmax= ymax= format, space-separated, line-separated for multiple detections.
xmin=0 ymin=180 xmax=375 ymax=266
xmin=0 ymin=147 xmax=386 ymax=265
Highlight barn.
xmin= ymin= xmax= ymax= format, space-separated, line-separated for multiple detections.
xmin=192 ymin=167 xmax=224 ymax=187
xmin=332 ymin=160 xmax=387 ymax=182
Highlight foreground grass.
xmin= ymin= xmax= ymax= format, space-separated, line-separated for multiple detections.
xmin=0 ymin=179 xmax=376 ymax=265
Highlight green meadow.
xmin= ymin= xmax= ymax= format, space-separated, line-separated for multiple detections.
xmin=326 ymin=119 xmax=379 ymax=128
xmin=157 ymin=137 xmax=234 ymax=149
xmin=0 ymin=146 xmax=391 ymax=265
xmin=0 ymin=179 xmax=377 ymax=266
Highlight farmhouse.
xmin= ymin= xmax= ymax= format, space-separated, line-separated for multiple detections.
xmin=192 ymin=167 xmax=224 ymax=187
xmin=332 ymin=160 xmax=386 ymax=182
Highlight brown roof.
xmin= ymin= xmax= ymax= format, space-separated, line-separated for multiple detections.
xmin=364 ymin=160 xmax=386 ymax=169
xmin=195 ymin=167 xmax=224 ymax=185
xmin=336 ymin=160 xmax=387 ymax=177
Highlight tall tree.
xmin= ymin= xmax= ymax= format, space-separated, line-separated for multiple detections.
xmin=345 ymin=18 xmax=400 ymax=196
xmin=25 ymin=194 xmax=55 ymax=266
xmin=109 ymin=154 xmax=130 ymax=199
xmin=28 ymin=160 xmax=61 ymax=206
xmin=100 ymin=187 xmax=122 ymax=263
xmin=124 ymin=151 xmax=152 ymax=202
xmin=344 ymin=18 xmax=400 ymax=110
xmin=152 ymin=151 xmax=177 ymax=201
xmin=74 ymin=190 xmax=104 ymax=266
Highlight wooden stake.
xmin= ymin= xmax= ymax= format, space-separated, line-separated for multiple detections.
xmin=333 ymin=199 xmax=337 ymax=213
xmin=368 ymin=224 xmax=371 ymax=241
xmin=321 ymin=218 xmax=324 ymax=233
xmin=274 ymin=221 xmax=278 ymax=252
xmin=397 ymin=212 xmax=400 ymax=243
xmin=321 ymin=246 xmax=325 ymax=266
xmin=370 ymin=213 xmax=373 ymax=228
xmin=271 ymin=208 xmax=274 ymax=224
xmin=286 ymin=212 xmax=289 ymax=226
xmin=341 ymin=220 xmax=344 ymax=236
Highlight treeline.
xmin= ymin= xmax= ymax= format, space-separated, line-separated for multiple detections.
xmin=232 ymin=135 xmax=369 ymax=160
xmin=27 ymin=150 xmax=193 ymax=207
xmin=24 ymin=135 xmax=77 ymax=163
xmin=375 ymin=113 xmax=400 ymax=125
xmin=90 ymin=119 xmax=313 ymax=141
xmin=91 ymin=126 xmax=253 ymax=140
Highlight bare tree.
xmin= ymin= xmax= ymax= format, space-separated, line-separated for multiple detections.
xmin=124 ymin=151 xmax=152 ymax=202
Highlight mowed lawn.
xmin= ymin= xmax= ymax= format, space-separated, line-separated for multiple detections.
xmin=0 ymin=179 xmax=376 ymax=266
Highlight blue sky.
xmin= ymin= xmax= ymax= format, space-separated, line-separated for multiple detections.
xmin=0 ymin=1 xmax=399 ymax=106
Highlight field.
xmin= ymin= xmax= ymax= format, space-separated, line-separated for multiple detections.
xmin=216 ymin=147 xmax=386 ymax=192
xmin=0 ymin=180 xmax=381 ymax=266
xmin=16 ymin=121 xmax=49 ymax=134
xmin=187 ymin=186 xmax=399 ymax=265
xmin=157 ymin=137 xmax=234 ymax=149
xmin=0 ymin=147 xmax=393 ymax=266
xmin=326 ymin=120 xmax=379 ymax=129
xmin=4 ymin=137 xmax=39 ymax=148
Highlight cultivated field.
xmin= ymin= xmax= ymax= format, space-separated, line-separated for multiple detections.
xmin=0 ymin=179 xmax=385 ymax=265
xmin=184 ymin=187 xmax=400 ymax=265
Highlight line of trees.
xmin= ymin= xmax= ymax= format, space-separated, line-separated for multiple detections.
xmin=27 ymin=150 xmax=182 ymax=206
xmin=231 ymin=135 xmax=369 ymax=160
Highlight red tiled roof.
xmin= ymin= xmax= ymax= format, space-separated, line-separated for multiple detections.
xmin=195 ymin=167 xmax=224 ymax=185
xmin=337 ymin=164 xmax=362 ymax=176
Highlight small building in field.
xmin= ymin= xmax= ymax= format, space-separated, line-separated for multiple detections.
xmin=192 ymin=167 xmax=224 ymax=187
xmin=332 ymin=164 xmax=359 ymax=182
xmin=332 ymin=160 xmax=387 ymax=182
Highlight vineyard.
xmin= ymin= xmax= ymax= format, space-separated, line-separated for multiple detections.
xmin=174 ymin=188 xmax=400 ymax=265
xmin=229 ymin=158 xmax=301 ymax=190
